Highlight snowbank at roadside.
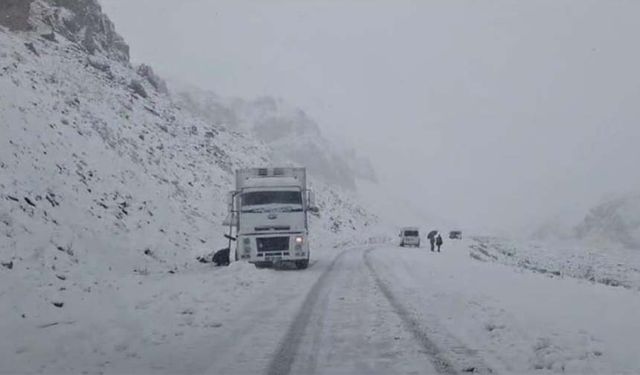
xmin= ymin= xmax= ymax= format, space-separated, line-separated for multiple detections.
xmin=469 ymin=236 xmax=640 ymax=291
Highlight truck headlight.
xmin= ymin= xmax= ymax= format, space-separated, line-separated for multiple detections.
xmin=295 ymin=236 xmax=304 ymax=244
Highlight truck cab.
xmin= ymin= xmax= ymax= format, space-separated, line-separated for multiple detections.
xmin=399 ymin=227 xmax=420 ymax=247
xmin=225 ymin=168 xmax=318 ymax=269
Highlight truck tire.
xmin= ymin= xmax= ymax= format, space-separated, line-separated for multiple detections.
xmin=295 ymin=259 xmax=309 ymax=269
xmin=254 ymin=262 xmax=270 ymax=269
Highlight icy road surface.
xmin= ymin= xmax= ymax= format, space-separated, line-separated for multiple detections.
xmin=3 ymin=240 xmax=640 ymax=374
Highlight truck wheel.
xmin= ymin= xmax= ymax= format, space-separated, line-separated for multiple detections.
xmin=254 ymin=262 xmax=270 ymax=269
xmin=295 ymin=259 xmax=309 ymax=269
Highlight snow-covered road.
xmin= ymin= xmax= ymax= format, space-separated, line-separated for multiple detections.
xmin=4 ymin=239 xmax=640 ymax=374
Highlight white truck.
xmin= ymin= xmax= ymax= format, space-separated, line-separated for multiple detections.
xmin=224 ymin=167 xmax=318 ymax=269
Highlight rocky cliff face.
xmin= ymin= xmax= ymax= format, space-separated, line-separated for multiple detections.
xmin=0 ymin=0 xmax=129 ymax=62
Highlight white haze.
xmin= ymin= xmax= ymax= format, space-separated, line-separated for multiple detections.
xmin=101 ymin=0 xmax=640 ymax=235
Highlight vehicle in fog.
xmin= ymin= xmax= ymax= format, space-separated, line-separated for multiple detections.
xmin=224 ymin=167 xmax=318 ymax=269
xmin=449 ymin=230 xmax=463 ymax=240
xmin=399 ymin=227 xmax=421 ymax=247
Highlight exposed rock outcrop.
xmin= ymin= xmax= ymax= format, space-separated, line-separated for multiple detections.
xmin=0 ymin=0 xmax=35 ymax=31
xmin=1 ymin=0 xmax=130 ymax=62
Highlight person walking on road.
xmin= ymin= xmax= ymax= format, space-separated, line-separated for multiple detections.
xmin=427 ymin=230 xmax=437 ymax=252
xmin=435 ymin=233 xmax=443 ymax=252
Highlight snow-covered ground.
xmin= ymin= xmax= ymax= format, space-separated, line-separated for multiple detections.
xmin=4 ymin=237 xmax=640 ymax=374
xmin=469 ymin=236 xmax=640 ymax=291
xmin=372 ymin=241 xmax=640 ymax=374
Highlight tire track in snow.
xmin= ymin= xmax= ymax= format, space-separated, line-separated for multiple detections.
xmin=364 ymin=248 xmax=494 ymax=374
xmin=266 ymin=249 xmax=350 ymax=375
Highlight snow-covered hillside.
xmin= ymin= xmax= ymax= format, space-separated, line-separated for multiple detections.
xmin=0 ymin=0 xmax=380 ymax=349
xmin=574 ymin=193 xmax=640 ymax=249
xmin=174 ymin=84 xmax=377 ymax=191
xmin=468 ymin=236 xmax=640 ymax=291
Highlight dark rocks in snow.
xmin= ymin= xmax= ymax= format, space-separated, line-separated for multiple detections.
xmin=7 ymin=195 xmax=19 ymax=202
xmin=41 ymin=32 xmax=57 ymax=42
xmin=24 ymin=42 xmax=39 ymax=56
xmin=129 ymin=80 xmax=148 ymax=98
xmin=55 ymin=274 xmax=66 ymax=281
xmin=1 ymin=261 xmax=13 ymax=270
xmin=45 ymin=192 xmax=59 ymax=207
xmin=24 ymin=197 xmax=36 ymax=207
xmin=52 ymin=301 xmax=64 ymax=308
xmin=55 ymin=244 xmax=74 ymax=257
xmin=43 ymin=0 xmax=130 ymax=62
xmin=144 ymin=105 xmax=160 ymax=116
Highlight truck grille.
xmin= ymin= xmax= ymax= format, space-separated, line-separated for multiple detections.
xmin=256 ymin=237 xmax=289 ymax=252
xmin=255 ymin=225 xmax=291 ymax=232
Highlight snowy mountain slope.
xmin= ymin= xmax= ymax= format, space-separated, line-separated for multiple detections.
xmin=0 ymin=1 xmax=380 ymax=357
xmin=173 ymin=84 xmax=377 ymax=191
xmin=532 ymin=192 xmax=640 ymax=250
xmin=575 ymin=193 xmax=640 ymax=249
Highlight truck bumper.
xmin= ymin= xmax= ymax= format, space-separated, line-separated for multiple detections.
xmin=236 ymin=233 xmax=309 ymax=263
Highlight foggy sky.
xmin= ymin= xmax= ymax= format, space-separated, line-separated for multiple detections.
xmin=100 ymin=0 xmax=640 ymax=234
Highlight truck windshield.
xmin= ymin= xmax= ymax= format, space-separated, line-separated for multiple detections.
xmin=404 ymin=231 xmax=419 ymax=237
xmin=241 ymin=191 xmax=303 ymax=213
